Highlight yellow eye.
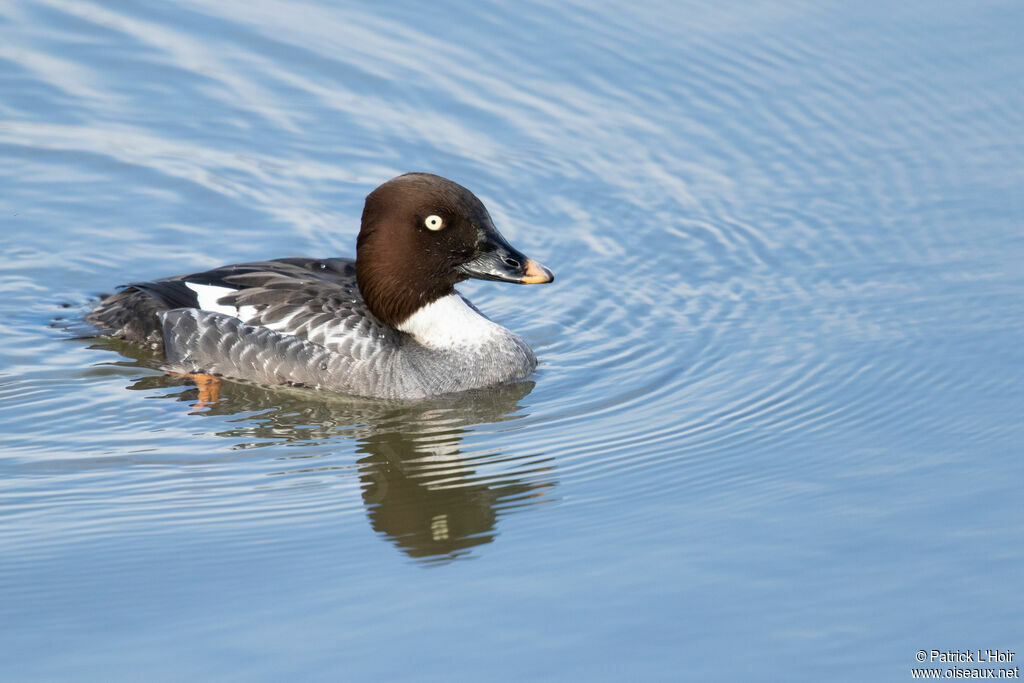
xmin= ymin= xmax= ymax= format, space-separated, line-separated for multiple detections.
xmin=424 ymin=214 xmax=444 ymax=231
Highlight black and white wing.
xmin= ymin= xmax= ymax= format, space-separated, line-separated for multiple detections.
xmin=89 ymin=257 xmax=400 ymax=356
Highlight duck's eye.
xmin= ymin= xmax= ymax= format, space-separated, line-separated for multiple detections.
xmin=424 ymin=214 xmax=444 ymax=231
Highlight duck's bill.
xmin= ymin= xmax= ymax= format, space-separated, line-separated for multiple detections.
xmin=457 ymin=229 xmax=554 ymax=285
xmin=458 ymin=249 xmax=554 ymax=284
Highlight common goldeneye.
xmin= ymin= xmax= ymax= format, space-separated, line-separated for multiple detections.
xmin=87 ymin=173 xmax=554 ymax=400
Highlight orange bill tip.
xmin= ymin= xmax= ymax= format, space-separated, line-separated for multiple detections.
xmin=520 ymin=258 xmax=554 ymax=284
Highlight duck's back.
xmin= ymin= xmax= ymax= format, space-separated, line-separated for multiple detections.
xmin=88 ymin=257 xmax=392 ymax=350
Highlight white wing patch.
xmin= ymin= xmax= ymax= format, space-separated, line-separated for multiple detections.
xmin=184 ymin=282 xmax=257 ymax=321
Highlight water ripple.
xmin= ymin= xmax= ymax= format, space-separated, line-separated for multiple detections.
xmin=2 ymin=0 xmax=1022 ymax=576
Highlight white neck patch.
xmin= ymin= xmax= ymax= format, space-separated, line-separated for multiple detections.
xmin=396 ymin=293 xmax=505 ymax=349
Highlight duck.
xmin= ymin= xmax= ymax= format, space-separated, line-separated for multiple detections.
xmin=87 ymin=173 xmax=554 ymax=400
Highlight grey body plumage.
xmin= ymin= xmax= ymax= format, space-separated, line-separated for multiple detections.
xmin=90 ymin=257 xmax=537 ymax=400
xmin=159 ymin=307 xmax=535 ymax=400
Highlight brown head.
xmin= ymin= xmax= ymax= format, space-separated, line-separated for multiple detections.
xmin=355 ymin=173 xmax=553 ymax=328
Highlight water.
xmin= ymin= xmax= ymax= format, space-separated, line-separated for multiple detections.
xmin=2 ymin=0 xmax=1023 ymax=680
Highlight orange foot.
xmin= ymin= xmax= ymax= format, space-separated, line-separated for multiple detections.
xmin=188 ymin=373 xmax=222 ymax=407
xmin=165 ymin=370 xmax=222 ymax=408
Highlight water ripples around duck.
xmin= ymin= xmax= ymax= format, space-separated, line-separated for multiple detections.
xmin=2 ymin=0 xmax=1022 ymax=570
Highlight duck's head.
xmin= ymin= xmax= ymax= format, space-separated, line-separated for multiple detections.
xmin=355 ymin=173 xmax=554 ymax=328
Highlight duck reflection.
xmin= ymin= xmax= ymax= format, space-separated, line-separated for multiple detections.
xmin=354 ymin=386 xmax=553 ymax=562
xmin=95 ymin=339 xmax=556 ymax=563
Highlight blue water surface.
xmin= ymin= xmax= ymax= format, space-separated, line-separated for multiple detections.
xmin=1 ymin=1 xmax=1023 ymax=681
